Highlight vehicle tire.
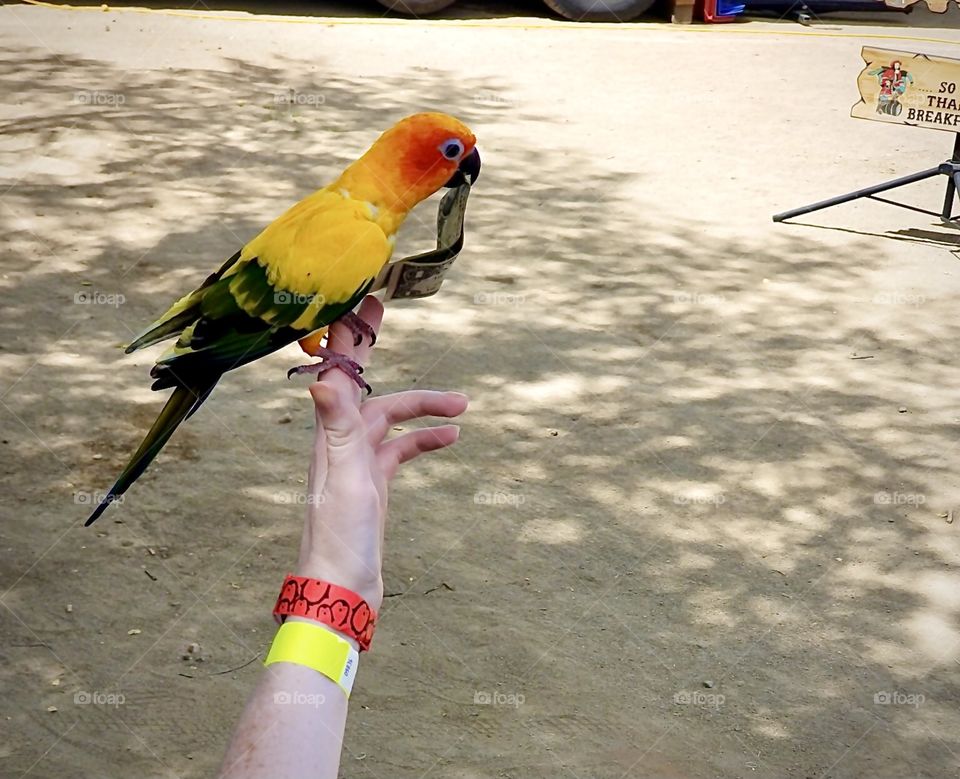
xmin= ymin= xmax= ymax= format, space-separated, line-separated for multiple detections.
xmin=542 ymin=0 xmax=656 ymax=20
xmin=375 ymin=0 xmax=458 ymax=14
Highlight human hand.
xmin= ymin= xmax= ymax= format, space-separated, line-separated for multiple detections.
xmin=295 ymin=295 xmax=468 ymax=613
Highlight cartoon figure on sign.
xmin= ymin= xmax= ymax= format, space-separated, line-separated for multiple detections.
xmin=868 ymin=60 xmax=914 ymax=116
xmin=878 ymin=77 xmax=896 ymax=111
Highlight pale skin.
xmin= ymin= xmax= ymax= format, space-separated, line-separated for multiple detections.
xmin=219 ymin=296 xmax=468 ymax=779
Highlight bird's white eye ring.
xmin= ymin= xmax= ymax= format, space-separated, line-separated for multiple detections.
xmin=439 ymin=138 xmax=464 ymax=161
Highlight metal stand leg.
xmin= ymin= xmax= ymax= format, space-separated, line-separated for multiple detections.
xmin=772 ymin=167 xmax=941 ymax=223
xmin=943 ymin=174 xmax=957 ymax=223
xmin=773 ymin=132 xmax=960 ymax=224
xmin=942 ymin=135 xmax=960 ymax=223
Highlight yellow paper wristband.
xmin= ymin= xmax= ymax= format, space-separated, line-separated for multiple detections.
xmin=264 ymin=621 xmax=359 ymax=697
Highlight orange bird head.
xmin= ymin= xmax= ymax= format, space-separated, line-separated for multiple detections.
xmin=336 ymin=112 xmax=480 ymax=215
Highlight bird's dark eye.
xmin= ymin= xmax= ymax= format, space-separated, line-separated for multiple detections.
xmin=440 ymin=139 xmax=464 ymax=160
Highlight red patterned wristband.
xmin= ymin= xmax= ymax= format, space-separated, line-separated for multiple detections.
xmin=273 ymin=574 xmax=377 ymax=651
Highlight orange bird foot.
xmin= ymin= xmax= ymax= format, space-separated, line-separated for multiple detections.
xmin=298 ymin=328 xmax=328 ymax=357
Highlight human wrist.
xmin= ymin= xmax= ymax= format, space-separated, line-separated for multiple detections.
xmin=293 ymin=561 xmax=383 ymax=612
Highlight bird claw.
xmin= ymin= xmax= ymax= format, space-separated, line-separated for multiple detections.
xmin=340 ymin=311 xmax=377 ymax=348
xmin=287 ymin=348 xmax=371 ymax=394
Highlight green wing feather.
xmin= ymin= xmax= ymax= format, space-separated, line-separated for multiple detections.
xmin=148 ymin=258 xmax=373 ymax=388
xmin=125 ymin=250 xmax=243 ymax=353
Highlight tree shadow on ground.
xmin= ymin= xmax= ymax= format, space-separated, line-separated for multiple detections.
xmin=2 ymin=48 xmax=960 ymax=779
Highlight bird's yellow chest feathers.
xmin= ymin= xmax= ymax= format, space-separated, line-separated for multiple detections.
xmin=239 ymin=189 xmax=395 ymax=303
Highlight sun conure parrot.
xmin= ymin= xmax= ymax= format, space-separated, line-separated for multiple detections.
xmin=84 ymin=112 xmax=480 ymax=526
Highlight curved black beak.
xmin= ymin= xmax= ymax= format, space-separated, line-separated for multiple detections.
xmin=444 ymin=147 xmax=481 ymax=188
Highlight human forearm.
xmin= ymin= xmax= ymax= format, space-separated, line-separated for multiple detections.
xmin=219 ymin=656 xmax=349 ymax=779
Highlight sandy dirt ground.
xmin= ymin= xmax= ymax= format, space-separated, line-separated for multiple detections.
xmin=2 ymin=2 xmax=960 ymax=777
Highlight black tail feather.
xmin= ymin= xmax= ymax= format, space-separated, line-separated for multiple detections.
xmin=84 ymin=375 xmax=220 ymax=526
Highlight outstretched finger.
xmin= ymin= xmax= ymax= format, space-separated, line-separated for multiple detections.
xmin=378 ymin=425 xmax=461 ymax=479
xmin=362 ymin=390 xmax=468 ymax=444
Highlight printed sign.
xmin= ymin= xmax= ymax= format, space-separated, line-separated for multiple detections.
xmin=851 ymin=47 xmax=960 ymax=133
